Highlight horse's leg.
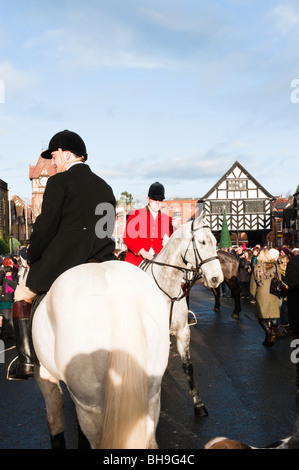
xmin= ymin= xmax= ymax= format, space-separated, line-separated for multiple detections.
xmin=212 ymin=286 xmax=221 ymax=312
xmin=175 ymin=322 xmax=208 ymax=417
xmin=35 ymin=364 xmax=65 ymax=449
xmin=74 ymin=402 xmax=102 ymax=449
xmin=77 ymin=420 xmax=91 ymax=449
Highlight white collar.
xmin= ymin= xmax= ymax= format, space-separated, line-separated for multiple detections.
xmin=149 ymin=206 xmax=159 ymax=220
xmin=67 ymin=161 xmax=84 ymax=170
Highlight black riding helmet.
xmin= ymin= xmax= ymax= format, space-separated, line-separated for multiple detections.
xmin=41 ymin=130 xmax=88 ymax=161
xmin=148 ymin=182 xmax=165 ymax=201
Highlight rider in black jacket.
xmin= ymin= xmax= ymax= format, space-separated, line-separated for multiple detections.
xmin=8 ymin=130 xmax=116 ymax=381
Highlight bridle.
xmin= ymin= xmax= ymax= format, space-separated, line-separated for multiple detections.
xmin=139 ymin=219 xmax=218 ymax=325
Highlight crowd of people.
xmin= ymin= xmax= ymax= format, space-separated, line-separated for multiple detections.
xmin=0 ymin=247 xmax=27 ymax=340
xmin=220 ymin=242 xmax=299 ymax=396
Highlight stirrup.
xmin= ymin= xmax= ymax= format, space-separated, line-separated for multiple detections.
xmin=7 ymin=356 xmax=34 ymax=381
xmin=188 ymin=310 xmax=197 ymax=326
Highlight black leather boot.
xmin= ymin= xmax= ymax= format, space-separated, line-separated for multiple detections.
xmin=258 ymin=318 xmax=275 ymax=347
xmin=7 ymin=300 xmax=35 ymax=380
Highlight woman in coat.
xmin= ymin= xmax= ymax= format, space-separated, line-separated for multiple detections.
xmin=250 ymin=248 xmax=281 ymax=347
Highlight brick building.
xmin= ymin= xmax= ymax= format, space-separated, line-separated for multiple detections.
xmin=29 ymin=155 xmax=56 ymax=217
xmin=0 ymin=179 xmax=9 ymax=237
xmin=10 ymin=195 xmax=34 ymax=244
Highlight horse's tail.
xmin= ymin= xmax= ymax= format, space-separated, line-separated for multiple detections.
xmin=99 ymin=296 xmax=150 ymax=449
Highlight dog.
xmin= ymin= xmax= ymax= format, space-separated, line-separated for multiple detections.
xmin=205 ymin=434 xmax=299 ymax=449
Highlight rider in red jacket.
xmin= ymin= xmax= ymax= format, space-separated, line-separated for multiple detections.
xmin=123 ymin=182 xmax=174 ymax=267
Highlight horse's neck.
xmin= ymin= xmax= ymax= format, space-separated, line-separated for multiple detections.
xmin=151 ymin=236 xmax=187 ymax=298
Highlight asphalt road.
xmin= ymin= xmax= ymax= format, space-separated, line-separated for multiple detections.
xmin=157 ymin=283 xmax=299 ymax=449
xmin=0 ymin=283 xmax=299 ymax=450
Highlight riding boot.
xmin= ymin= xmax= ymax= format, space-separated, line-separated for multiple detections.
xmin=258 ymin=318 xmax=275 ymax=347
xmin=272 ymin=325 xmax=285 ymax=338
xmin=7 ymin=300 xmax=35 ymax=380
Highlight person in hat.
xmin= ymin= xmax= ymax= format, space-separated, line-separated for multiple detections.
xmin=123 ymin=182 xmax=175 ymax=267
xmin=292 ymin=248 xmax=299 ymax=256
xmin=250 ymin=247 xmax=281 ymax=347
xmin=8 ymin=130 xmax=117 ymax=380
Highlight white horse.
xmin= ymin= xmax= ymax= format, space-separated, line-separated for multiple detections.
xmin=32 ymin=261 xmax=170 ymax=449
xmin=140 ymin=213 xmax=223 ymax=416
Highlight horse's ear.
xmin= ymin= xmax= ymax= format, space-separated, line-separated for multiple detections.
xmin=193 ymin=210 xmax=206 ymax=228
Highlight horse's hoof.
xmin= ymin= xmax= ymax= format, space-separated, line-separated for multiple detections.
xmin=50 ymin=432 xmax=66 ymax=449
xmin=213 ymin=307 xmax=220 ymax=313
xmin=195 ymin=404 xmax=208 ymax=417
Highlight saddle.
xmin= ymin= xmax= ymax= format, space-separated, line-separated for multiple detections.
xmin=30 ymin=292 xmax=47 ymax=328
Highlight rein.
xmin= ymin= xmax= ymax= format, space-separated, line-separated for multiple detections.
xmin=139 ymin=220 xmax=218 ymax=326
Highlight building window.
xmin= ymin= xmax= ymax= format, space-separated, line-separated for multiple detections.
xmin=277 ymin=236 xmax=283 ymax=247
xmin=244 ymin=201 xmax=264 ymax=213
xmin=211 ymin=201 xmax=231 ymax=214
xmin=277 ymin=220 xmax=282 ymax=233
xmin=227 ymin=180 xmax=247 ymax=190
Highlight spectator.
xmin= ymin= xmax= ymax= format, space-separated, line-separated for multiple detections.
xmin=250 ymin=248 xmax=281 ymax=347
xmin=239 ymin=249 xmax=252 ymax=300
xmin=249 ymin=246 xmax=261 ymax=304
xmin=279 ymin=247 xmax=291 ymax=335
xmin=292 ymin=248 xmax=299 ymax=256
xmin=0 ymin=265 xmax=17 ymax=339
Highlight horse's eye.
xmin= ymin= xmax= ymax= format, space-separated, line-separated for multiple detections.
xmin=200 ymin=240 xmax=206 ymax=246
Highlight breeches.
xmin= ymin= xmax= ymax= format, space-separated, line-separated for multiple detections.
xmin=14 ymin=271 xmax=39 ymax=303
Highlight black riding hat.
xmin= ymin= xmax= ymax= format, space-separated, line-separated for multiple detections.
xmin=148 ymin=182 xmax=165 ymax=201
xmin=41 ymin=130 xmax=88 ymax=161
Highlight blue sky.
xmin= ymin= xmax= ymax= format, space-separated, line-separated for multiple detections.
xmin=0 ymin=0 xmax=299 ymax=204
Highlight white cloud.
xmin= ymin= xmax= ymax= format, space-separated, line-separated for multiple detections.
xmin=0 ymin=61 xmax=38 ymax=91
xmin=270 ymin=3 xmax=299 ymax=34
xmin=24 ymin=26 xmax=174 ymax=70
xmin=140 ymin=7 xmax=200 ymax=32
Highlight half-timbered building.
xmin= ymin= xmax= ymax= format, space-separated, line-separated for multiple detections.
xmin=198 ymin=161 xmax=275 ymax=246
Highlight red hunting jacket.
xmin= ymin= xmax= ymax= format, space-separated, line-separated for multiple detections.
xmin=123 ymin=206 xmax=173 ymax=266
